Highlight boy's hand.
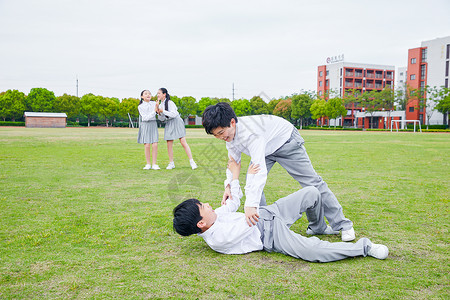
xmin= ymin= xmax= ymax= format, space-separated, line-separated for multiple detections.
xmin=247 ymin=163 xmax=260 ymax=175
xmin=221 ymin=185 xmax=232 ymax=205
xmin=244 ymin=206 xmax=259 ymax=226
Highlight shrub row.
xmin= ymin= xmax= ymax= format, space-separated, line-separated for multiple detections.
xmin=0 ymin=121 xmax=25 ymax=126
xmin=406 ymin=124 xmax=448 ymax=129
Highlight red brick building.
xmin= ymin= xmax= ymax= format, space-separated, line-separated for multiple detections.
xmin=24 ymin=112 xmax=67 ymax=128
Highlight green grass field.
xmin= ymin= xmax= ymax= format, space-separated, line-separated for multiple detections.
xmin=0 ymin=127 xmax=449 ymax=299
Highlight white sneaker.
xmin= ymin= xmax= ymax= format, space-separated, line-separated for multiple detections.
xmin=342 ymin=227 xmax=356 ymax=242
xmin=190 ymin=160 xmax=198 ymax=170
xmin=143 ymin=164 xmax=151 ymax=170
xmin=306 ymin=225 xmax=339 ymax=235
xmin=368 ymin=243 xmax=389 ymax=259
xmin=166 ymin=162 xmax=175 ymax=170
xmin=151 ymin=165 xmax=161 ymax=170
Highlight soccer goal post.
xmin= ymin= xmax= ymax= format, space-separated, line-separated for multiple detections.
xmin=391 ymin=120 xmax=422 ymax=133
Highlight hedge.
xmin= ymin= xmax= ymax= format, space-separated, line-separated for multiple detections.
xmin=0 ymin=121 xmax=25 ymax=126
xmin=407 ymin=124 xmax=448 ymax=129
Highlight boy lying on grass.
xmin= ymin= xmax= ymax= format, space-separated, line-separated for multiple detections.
xmin=172 ymin=158 xmax=388 ymax=263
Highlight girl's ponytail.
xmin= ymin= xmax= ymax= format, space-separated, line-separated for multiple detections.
xmin=160 ymin=88 xmax=170 ymax=111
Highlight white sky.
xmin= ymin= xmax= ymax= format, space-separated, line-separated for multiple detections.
xmin=1 ymin=0 xmax=449 ymax=101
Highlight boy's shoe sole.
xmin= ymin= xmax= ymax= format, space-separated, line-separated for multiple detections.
xmin=368 ymin=243 xmax=389 ymax=259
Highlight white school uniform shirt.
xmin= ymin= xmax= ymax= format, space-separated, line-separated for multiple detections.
xmin=158 ymin=100 xmax=180 ymax=121
xmin=138 ymin=101 xmax=157 ymax=121
xmin=224 ymin=115 xmax=294 ymax=208
xmin=198 ymin=179 xmax=264 ymax=254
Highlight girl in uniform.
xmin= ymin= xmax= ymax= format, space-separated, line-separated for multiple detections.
xmin=157 ymin=88 xmax=197 ymax=170
xmin=137 ymin=90 xmax=160 ymax=170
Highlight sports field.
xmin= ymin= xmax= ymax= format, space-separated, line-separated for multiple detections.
xmin=0 ymin=127 xmax=448 ymax=299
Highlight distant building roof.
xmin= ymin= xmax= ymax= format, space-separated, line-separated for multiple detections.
xmin=24 ymin=112 xmax=67 ymax=118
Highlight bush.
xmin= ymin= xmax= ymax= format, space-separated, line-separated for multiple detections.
xmin=77 ymin=122 xmax=103 ymax=127
xmin=421 ymin=129 xmax=450 ymax=132
xmin=113 ymin=122 xmax=130 ymax=127
xmin=0 ymin=121 xmax=25 ymax=126
xmin=185 ymin=125 xmax=203 ymax=128
xmin=302 ymin=126 xmax=361 ymax=131
xmin=407 ymin=124 xmax=447 ymax=129
xmin=67 ymin=121 xmax=82 ymax=127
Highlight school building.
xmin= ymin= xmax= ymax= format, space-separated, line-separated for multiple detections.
xmin=317 ymin=59 xmax=396 ymax=129
xmin=404 ymin=36 xmax=450 ymax=125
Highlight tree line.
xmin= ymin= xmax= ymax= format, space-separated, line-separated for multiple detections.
xmin=0 ymin=86 xmax=449 ymax=128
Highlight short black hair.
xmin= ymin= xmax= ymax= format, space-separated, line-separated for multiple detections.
xmin=173 ymin=198 xmax=202 ymax=236
xmin=202 ymin=102 xmax=238 ymax=135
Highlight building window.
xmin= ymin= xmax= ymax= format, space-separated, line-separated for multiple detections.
xmin=420 ymin=81 xmax=425 ymax=90
xmin=447 ymin=44 xmax=450 ymax=59
xmin=319 ymin=71 xmax=323 ymax=77
xmin=326 ymin=70 xmax=329 ymax=76
xmin=319 ymin=91 xmax=323 ymax=96
xmin=319 ymin=81 xmax=323 ymax=87
xmin=326 ymin=80 xmax=329 ymax=87
xmin=400 ymin=72 xmax=403 ymax=76
xmin=446 ymin=78 xmax=449 ymax=88
xmin=340 ymin=68 xmax=342 ymax=76
xmin=409 ymin=107 xmax=414 ymax=112
xmin=421 ymin=48 xmax=427 ymax=62
xmin=411 ymin=58 xmax=416 ymax=64
xmin=421 ymin=65 xmax=426 ymax=80
xmin=446 ymin=61 xmax=449 ymax=77
xmin=410 ymin=74 xmax=416 ymax=80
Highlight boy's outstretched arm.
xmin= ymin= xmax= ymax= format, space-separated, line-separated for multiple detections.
xmin=218 ymin=157 xmax=242 ymax=213
xmin=243 ymin=163 xmax=261 ymax=226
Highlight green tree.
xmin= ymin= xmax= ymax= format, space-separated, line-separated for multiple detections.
xmin=396 ymin=85 xmax=420 ymax=111
xmin=419 ymin=86 xmax=446 ymax=129
xmin=310 ymin=99 xmax=326 ymax=127
xmin=169 ymin=95 xmax=181 ymax=113
xmin=291 ymin=93 xmax=314 ymax=129
xmin=325 ymin=97 xmax=347 ymax=129
xmin=273 ymin=99 xmax=292 ymax=122
xmin=361 ymin=90 xmax=383 ymax=129
xmin=54 ymin=94 xmax=80 ymax=120
xmin=177 ymin=96 xmax=198 ymax=119
xmin=26 ymin=87 xmax=56 ymax=112
xmin=435 ymin=87 xmax=450 ymax=127
xmin=97 ymin=97 xmax=119 ymax=127
xmin=197 ymin=97 xmax=218 ymax=116
xmin=343 ymin=88 xmax=362 ymax=109
xmin=0 ymin=89 xmax=26 ymax=121
xmin=119 ymin=97 xmax=140 ymax=126
xmin=213 ymin=97 xmax=231 ymax=103
xmin=231 ymin=99 xmax=252 ymax=117
xmin=378 ymin=88 xmax=395 ymax=129
xmin=249 ymin=96 xmax=269 ymax=115
xmin=267 ymin=99 xmax=281 ymax=114
xmin=80 ymin=93 xmax=100 ymax=127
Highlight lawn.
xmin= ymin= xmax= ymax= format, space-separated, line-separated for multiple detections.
xmin=0 ymin=127 xmax=448 ymax=299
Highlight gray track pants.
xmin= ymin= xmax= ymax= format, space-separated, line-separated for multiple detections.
xmin=258 ymin=186 xmax=370 ymax=262
xmin=260 ymin=129 xmax=353 ymax=231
